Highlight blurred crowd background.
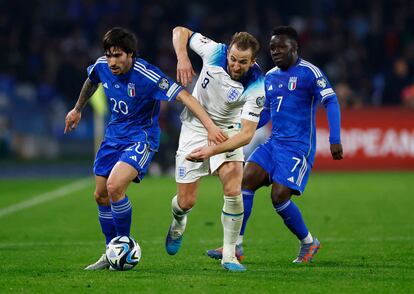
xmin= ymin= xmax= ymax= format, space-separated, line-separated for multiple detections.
xmin=1 ymin=0 xmax=413 ymax=176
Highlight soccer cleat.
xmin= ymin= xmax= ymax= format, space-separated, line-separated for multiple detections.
xmin=206 ymin=244 xmax=245 ymax=262
xmin=292 ymin=238 xmax=321 ymax=263
xmin=165 ymin=226 xmax=183 ymax=255
xmin=84 ymin=253 xmax=110 ymax=270
xmin=222 ymin=258 xmax=246 ymax=272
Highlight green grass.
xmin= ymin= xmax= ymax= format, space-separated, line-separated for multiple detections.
xmin=0 ymin=172 xmax=413 ymax=293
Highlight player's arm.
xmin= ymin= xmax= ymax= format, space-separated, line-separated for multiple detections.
xmin=186 ymin=118 xmax=257 ymax=161
xmin=64 ymin=78 xmax=99 ymax=134
xmin=172 ymin=26 xmax=196 ymax=87
xmin=176 ymin=89 xmax=227 ymax=144
xmin=323 ymin=96 xmax=343 ymax=160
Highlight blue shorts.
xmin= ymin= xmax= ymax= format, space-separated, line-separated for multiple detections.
xmin=94 ymin=139 xmax=155 ymax=183
xmin=247 ymin=140 xmax=313 ymax=195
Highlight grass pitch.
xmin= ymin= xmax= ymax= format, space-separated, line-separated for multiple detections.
xmin=0 ymin=172 xmax=413 ymax=293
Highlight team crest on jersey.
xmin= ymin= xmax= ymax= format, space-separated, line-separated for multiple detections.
xmin=316 ymin=77 xmax=327 ymax=88
xmin=158 ymin=78 xmax=170 ymax=90
xmin=127 ymin=83 xmax=136 ymax=97
xmin=227 ymin=88 xmax=240 ymax=103
xmin=288 ymin=77 xmax=297 ymax=91
xmin=256 ymin=96 xmax=265 ymax=107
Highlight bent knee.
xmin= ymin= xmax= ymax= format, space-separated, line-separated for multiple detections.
xmin=271 ymin=190 xmax=292 ymax=205
xmin=223 ymin=187 xmax=241 ymax=196
xmin=106 ymin=180 xmax=124 ymax=198
xmin=177 ymin=194 xmax=196 ymax=211
xmin=94 ymin=190 xmax=109 ymax=206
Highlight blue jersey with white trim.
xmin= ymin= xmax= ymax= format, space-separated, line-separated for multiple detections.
xmin=87 ymin=57 xmax=183 ymax=151
xmin=264 ymin=58 xmax=338 ymax=162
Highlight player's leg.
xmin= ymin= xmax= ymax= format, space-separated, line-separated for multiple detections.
xmin=94 ymin=175 xmax=117 ymax=245
xmin=207 ymin=142 xmax=272 ymax=262
xmin=216 ymin=161 xmax=246 ymax=271
xmin=271 ymin=183 xmax=320 ymax=263
xmin=240 ymin=161 xmax=270 ymax=245
xmin=165 ymin=181 xmax=200 ymax=255
xmin=85 ymin=141 xmax=119 ymax=270
xmin=106 ymin=161 xmax=138 ymax=237
xmin=85 ymin=176 xmax=114 ymax=270
xmin=166 ymin=123 xmax=208 ymax=255
xmin=270 ymin=148 xmax=320 ymax=263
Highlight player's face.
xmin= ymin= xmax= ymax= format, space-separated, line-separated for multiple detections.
xmin=227 ymin=45 xmax=255 ymax=81
xmin=269 ymin=35 xmax=297 ymax=70
xmin=105 ymin=47 xmax=133 ymax=75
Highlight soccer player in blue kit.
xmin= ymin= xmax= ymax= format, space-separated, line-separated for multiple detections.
xmin=64 ymin=27 xmax=227 ymax=270
xmin=203 ymin=26 xmax=343 ymax=263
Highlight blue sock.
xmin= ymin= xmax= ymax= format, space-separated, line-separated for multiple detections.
xmin=274 ymin=200 xmax=309 ymax=240
xmin=98 ymin=205 xmax=117 ymax=245
xmin=240 ymin=189 xmax=255 ymax=236
xmin=111 ymin=196 xmax=132 ymax=237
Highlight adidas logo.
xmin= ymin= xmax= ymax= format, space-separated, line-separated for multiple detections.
xmin=287 ymin=176 xmax=294 ymax=183
xmin=268 ymin=84 xmax=273 ymax=91
xmin=103 ymin=82 xmax=108 ymax=89
xmin=129 ymin=155 xmax=137 ymax=162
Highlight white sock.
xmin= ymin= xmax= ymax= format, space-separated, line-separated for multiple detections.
xmin=171 ymin=195 xmax=191 ymax=236
xmin=301 ymin=232 xmax=314 ymax=244
xmin=236 ymin=235 xmax=244 ymax=246
xmin=221 ymin=194 xmax=243 ymax=262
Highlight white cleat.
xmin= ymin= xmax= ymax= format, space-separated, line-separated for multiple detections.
xmin=84 ymin=253 xmax=110 ymax=270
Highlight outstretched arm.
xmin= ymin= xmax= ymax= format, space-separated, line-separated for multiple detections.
xmin=186 ymin=118 xmax=257 ymax=161
xmin=64 ymin=78 xmax=99 ymax=134
xmin=172 ymin=26 xmax=196 ymax=87
xmin=176 ymin=89 xmax=227 ymax=144
xmin=324 ymin=98 xmax=343 ymax=160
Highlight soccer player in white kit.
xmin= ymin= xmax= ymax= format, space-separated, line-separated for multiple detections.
xmin=165 ymin=26 xmax=265 ymax=272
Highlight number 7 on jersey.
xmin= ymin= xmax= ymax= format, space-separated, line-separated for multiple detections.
xmin=276 ymin=96 xmax=283 ymax=112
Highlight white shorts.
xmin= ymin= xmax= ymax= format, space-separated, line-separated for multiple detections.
xmin=175 ymin=123 xmax=244 ymax=183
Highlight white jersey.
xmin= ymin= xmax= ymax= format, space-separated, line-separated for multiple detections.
xmin=180 ymin=32 xmax=265 ymax=130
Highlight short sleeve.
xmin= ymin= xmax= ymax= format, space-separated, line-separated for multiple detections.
xmin=189 ymin=32 xmax=226 ymax=66
xmin=240 ymin=76 xmax=266 ymax=122
xmin=86 ymin=56 xmax=105 ymax=84
xmin=135 ymin=60 xmax=183 ymax=102
xmin=310 ymin=70 xmax=336 ymax=104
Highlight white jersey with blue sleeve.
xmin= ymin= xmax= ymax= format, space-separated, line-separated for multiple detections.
xmin=87 ymin=56 xmax=183 ymax=151
xmin=180 ymin=32 xmax=265 ymax=131
xmin=265 ymin=58 xmax=339 ymax=163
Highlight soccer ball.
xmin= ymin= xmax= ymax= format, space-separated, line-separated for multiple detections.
xmin=106 ymin=236 xmax=141 ymax=271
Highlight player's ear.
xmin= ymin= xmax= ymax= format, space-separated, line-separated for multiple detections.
xmin=250 ymin=58 xmax=257 ymax=67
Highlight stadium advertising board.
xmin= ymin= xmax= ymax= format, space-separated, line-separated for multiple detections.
xmin=315 ymin=108 xmax=414 ymax=170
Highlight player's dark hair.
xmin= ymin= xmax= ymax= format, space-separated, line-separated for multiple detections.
xmin=229 ymin=32 xmax=260 ymax=59
xmin=271 ymin=26 xmax=298 ymax=43
xmin=103 ymin=27 xmax=138 ymax=57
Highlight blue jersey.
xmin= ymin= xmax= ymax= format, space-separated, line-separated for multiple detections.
xmin=87 ymin=57 xmax=183 ymax=151
xmin=264 ymin=58 xmax=339 ymax=163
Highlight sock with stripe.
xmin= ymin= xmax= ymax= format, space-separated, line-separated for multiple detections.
xmin=274 ymin=200 xmax=313 ymax=244
xmin=171 ymin=195 xmax=191 ymax=236
xmin=111 ymin=196 xmax=132 ymax=237
xmin=222 ymin=194 xmax=244 ymax=261
xmin=239 ymin=189 xmax=255 ymax=241
xmin=98 ymin=205 xmax=117 ymax=245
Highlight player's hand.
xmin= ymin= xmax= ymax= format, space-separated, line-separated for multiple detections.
xmin=64 ymin=108 xmax=81 ymax=134
xmin=330 ymin=143 xmax=343 ymax=160
xmin=207 ymin=126 xmax=228 ymax=145
xmin=186 ymin=145 xmax=213 ymax=162
xmin=177 ymin=56 xmax=196 ymax=87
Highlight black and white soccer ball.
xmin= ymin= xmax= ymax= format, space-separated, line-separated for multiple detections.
xmin=106 ymin=236 xmax=141 ymax=271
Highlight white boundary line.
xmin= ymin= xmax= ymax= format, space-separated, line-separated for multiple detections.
xmin=0 ymin=178 xmax=92 ymax=219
